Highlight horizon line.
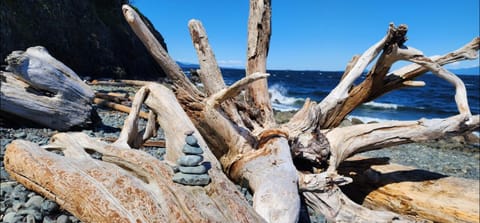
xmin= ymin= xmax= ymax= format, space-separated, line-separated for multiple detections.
xmin=177 ymin=61 xmax=480 ymax=75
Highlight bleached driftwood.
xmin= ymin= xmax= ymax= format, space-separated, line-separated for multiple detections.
xmin=318 ymin=34 xmax=479 ymax=128
xmin=0 ymin=46 xmax=95 ymax=130
xmin=339 ymin=156 xmax=479 ymax=223
xmin=5 ymin=82 xmax=265 ymax=223
xmin=122 ymin=4 xmax=479 ymax=222
xmin=93 ymin=97 xmax=149 ymax=119
xmin=89 ymin=79 xmax=152 ymax=86
xmin=4 ymin=2 xmax=480 ymax=223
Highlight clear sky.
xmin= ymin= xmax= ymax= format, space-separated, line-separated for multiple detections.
xmin=132 ymin=0 xmax=479 ymax=71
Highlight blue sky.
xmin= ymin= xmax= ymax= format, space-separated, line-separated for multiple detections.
xmin=132 ymin=0 xmax=479 ymax=71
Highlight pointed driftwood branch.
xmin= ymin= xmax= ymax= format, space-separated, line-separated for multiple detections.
xmin=245 ymin=0 xmax=275 ymax=127
xmin=207 ymin=72 xmax=269 ymax=107
xmin=93 ymin=98 xmax=149 ymax=119
xmin=325 ymin=115 xmax=479 ymax=171
xmin=188 ymin=19 xmax=248 ymax=127
xmin=122 ymin=5 xmax=202 ymax=98
xmin=188 ymin=19 xmax=225 ymax=96
xmin=317 ymin=36 xmax=479 ymax=128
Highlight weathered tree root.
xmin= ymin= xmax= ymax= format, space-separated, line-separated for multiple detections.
xmin=3 ymin=2 xmax=479 ymax=223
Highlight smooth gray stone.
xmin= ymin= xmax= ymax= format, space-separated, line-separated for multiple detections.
xmin=25 ymin=195 xmax=44 ymax=209
xmin=182 ymin=144 xmax=203 ymax=155
xmin=3 ymin=212 xmax=22 ymax=223
xmin=56 ymin=214 xmax=70 ymax=223
xmin=14 ymin=132 xmax=26 ymax=138
xmin=12 ymin=202 xmax=24 ymax=211
xmin=0 ymin=169 xmax=11 ymax=181
xmin=177 ymin=155 xmax=203 ymax=167
xmin=0 ymin=182 xmax=15 ymax=195
xmin=42 ymin=216 xmax=57 ymax=223
xmin=179 ymin=165 xmax=207 ymax=174
xmin=26 ymin=214 xmax=35 ymax=223
xmin=17 ymin=208 xmax=42 ymax=220
xmin=185 ymin=135 xmax=198 ymax=146
xmin=172 ymin=173 xmax=211 ymax=186
xmin=41 ymin=199 xmax=58 ymax=213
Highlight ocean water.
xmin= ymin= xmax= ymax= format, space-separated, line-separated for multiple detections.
xmin=185 ymin=68 xmax=479 ymax=124
xmin=186 ymin=69 xmax=480 ymax=125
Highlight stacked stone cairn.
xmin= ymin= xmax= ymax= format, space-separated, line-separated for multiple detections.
xmin=172 ymin=131 xmax=211 ymax=186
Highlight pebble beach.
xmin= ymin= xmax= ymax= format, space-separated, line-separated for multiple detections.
xmin=1 ymin=85 xmax=478 ymax=223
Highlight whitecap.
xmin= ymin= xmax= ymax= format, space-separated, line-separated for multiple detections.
xmin=271 ymin=103 xmax=299 ymax=112
xmin=362 ymin=101 xmax=399 ymax=110
xmin=269 ymin=84 xmax=304 ymax=105
xmin=347 ymin=115 xmax=396 ymax=123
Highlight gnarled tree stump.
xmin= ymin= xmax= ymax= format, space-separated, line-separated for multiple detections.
xmin=4 ymin=2 xmax=480 ymax=223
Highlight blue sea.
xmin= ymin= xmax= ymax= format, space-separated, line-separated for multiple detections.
xmin=185 ymin=68 xmax=479 ymax=127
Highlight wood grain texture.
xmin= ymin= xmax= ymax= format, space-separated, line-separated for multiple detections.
xmin=340 ymin=156 xmax=479 ymax=223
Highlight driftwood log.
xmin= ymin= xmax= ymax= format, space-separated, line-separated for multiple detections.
xmin=4 ymin=1 xmax=480 ymax=223
xmin=121 ymin=2 xmax=479 ymax=222
xmin=339 ymin=156 xmax=479 ymax=223
xmin=0 ymin=46 xmax=95 ymax=130
xmin=5 ymin=83 xmax=265 ymax=222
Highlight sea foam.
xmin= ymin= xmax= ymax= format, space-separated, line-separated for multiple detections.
xmin=362 ymin=101 xmax=399 ymax=110
xmin=269 ymin=84 xmax=304 ymax=111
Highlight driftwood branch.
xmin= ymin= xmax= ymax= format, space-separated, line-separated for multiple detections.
xmin=317 ymin=36 xmax=479 ymax=128
xmin=188 ymin=19 xmax=225 ymax=96
xmin=89 ymin=79 xmax=151 ymax=86
xmin=325 ymin=115 xmax=479 ymax=171
xmin=122 ymin=5 xmax=202 ymax=98
xmin=5 ymin=83 xmax=266 ymax=222
xmin=4 ymin=3 xmax=479 ymax=223
xmin=207 ymin=72 xmax=269 ymax=108
xmin=188 ymin=19 xmax=247 ymax=127
xmin=93 ymin=98 xmax=149 ymax=119
xmin=245 ymin=0 xmax=275 ymax=128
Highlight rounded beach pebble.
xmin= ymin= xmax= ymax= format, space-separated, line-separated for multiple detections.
xmin=177 ymin=155 xmax=203 ymax=166
xmin=185 ymin=135 xmax=198 ymax=146
xmin=178 ymin=165 xmax=207 ymax=174
xmin=182 ymin=144 xmax=203 ymax=155
xmin=172 ymin=173 xmax=211 ymax=186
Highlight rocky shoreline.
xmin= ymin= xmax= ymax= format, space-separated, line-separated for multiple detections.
xmin=1 ymin=85 xmax=478 ymax=223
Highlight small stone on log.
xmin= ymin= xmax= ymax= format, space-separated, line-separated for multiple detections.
xmin=182 ymin=144 xmax=203 ymax=155
xmin=172 ymin=173 xmax=211 ymax=186
xmin=185 ymin=135 xmax=198 ymax=146
xmin=177 ymin=155 xmax=203 ymax=166
xmin=178 ymin=165 xmax=207 ymax=174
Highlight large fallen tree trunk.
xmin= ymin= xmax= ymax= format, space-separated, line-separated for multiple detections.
xmin=4 ymin=2 xmax=479 ymax=223
xmin=5 ymin=83 xmax=265 ymax=222
xmin=0 ymin=46 xmax=95 ymax=130
xmin=339 ymin=156 xmax=479 ymax=223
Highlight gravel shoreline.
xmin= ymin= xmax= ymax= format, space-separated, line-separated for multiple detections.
xmin=1 ymin=85 xmax=478 ymax=222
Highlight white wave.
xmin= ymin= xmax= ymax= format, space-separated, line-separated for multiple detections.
xmin=268 ymin=84 xmax=305 ymax=111
xmin=269 ymin=84 xmax=304 ymax=105
xmin=272 ymin=103 xmax=299 ymax=111
xmin=362 ymin=101 xmax=399 ymax=109
xmin=347 ymin=115 xmax=396 ymax=123
xmin=472 ymin=131 xmax=480 ymax=137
